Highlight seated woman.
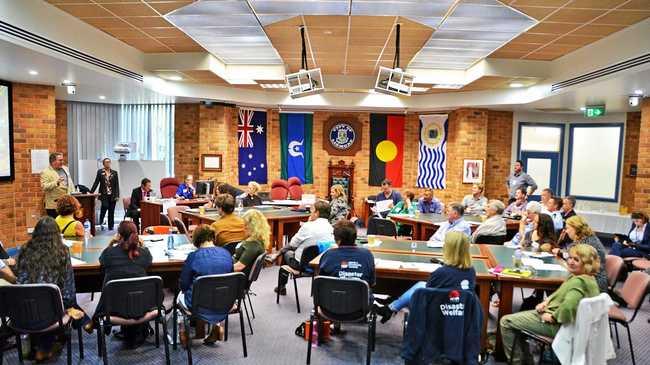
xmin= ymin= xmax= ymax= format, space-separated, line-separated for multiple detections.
xmin=55 ymin=195 xmax=85 ymax=237
xmin=235 ymin=210 xmax=268 ymax=275
xmin=210 ymin=194 xmax=247 ymax=246
xmin=374 ymin=231 xmax=475 ymax=323
xmin=500 ymin=244 xmax=601 ymax=364
xmin=88 ymin=221 xmax=153 ymax=346
xmin=329 ymin=184 xmax=350 ymax=224
xmin=178 ymin=225 xmax=233 ymax=345
xmin=389 ymin=190 xmax=417 ymax=236
xmin=610 ymin=212 xmax=650 ymax=258
xmin=175 ymin=174 xmax=195 ymax=200
xmin=523 ymin=213 xmax=557 ymax=252
xmin=471 ymin=200 xmax=506 ymax=243
xmin=563 ymin=216 xmax=608 ymax=293
xmin=15 ymin=216 xmax=83 ymax=362
xmin=241 ymin=181 xmax=263 ymax=207
xmin=462 ymin=183 xmax=488 ymax=215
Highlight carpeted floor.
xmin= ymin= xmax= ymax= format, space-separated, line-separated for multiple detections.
xmin=2 ymin=263 xmax=646 ymax=364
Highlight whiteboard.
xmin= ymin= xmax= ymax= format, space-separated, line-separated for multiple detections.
xmin=78 ymin=159 xmax=168 ymax=199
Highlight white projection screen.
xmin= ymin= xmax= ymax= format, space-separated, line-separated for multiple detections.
xmin=568 ymin=125 xmax=623 ymax=200
xmin=0 ymin=81 xmax=13 ymax=181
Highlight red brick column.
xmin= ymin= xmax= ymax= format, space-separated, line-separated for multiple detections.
xmin=632 ymin=98 xmax=650 ymax=213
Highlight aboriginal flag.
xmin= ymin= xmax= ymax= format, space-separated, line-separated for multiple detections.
xmin=369 ymin=114 xmax=404 ymax=187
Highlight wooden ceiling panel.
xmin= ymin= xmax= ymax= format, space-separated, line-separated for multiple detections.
xmin=526 ymin=22 xmax=582 ymax=34
xmin=55 ymin=4 xmax=114 ymax=17
xmin=120 ymin=38 xmax=170 ymax=52
xmin=513 ymin=6 xmax=558 ymax=20
xmin=591 ymin=10 xmax=650 ymax=25
xmin=80 ymin=17 xmax=132 ymax=28
xmin=102 ymin=27 xmax=147 ymax=39
xmin=565 ymin=0 xmax=627 ymax=9
xmin=168 ymin=44 xmax=205 ymax=52
xmin=143 ymin=1 xmax=194 ymax=15
xmin=545 ymin=9 xmax=606 ymax=23
xmin=498 ymin=42 xmax=545 ymax=52
xmin=141 ymin=27 xmax=187 ymax=38
xmin=506 ymin=0 xmax=570 ymax=6
xmin=555 ymin=34 xmax=602 ymax=45
xmin=122 ymin=16 xmax=175 ymax=28
xmin=100 ymin=3 xmax=159 ymax=17
xmin=570 ymin=24 xmax=625 ymax=36
xmin=523 ymin=52 xmax=562 ymax=60
xmin=535 ymin=42 xmax=582 ymax=54
xmin=509 ymin=33 xmax=555 ymax=44
xmin=619 ymin=0 xmax=650 ymax=10
xmin=157 ymin=36 xmax=197 ymax=46
xmin=489 ymin=49 xmax=530 ymax=58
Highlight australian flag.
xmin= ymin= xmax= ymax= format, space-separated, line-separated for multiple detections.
xmin=238 ymin=108 xmax=267 ymax=185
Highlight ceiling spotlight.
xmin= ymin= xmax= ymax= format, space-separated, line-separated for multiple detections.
xmin=629 ymin=95 xmax=641 ymax=107
xmin=28 ymin=70 xmax=38 ymax=76
xmin=168 ymin=75 xmax=183 ymax=81
xmin=99 ymin=95 xmax=106 ymax=100
xmin=633 ymin=89 xmax=644 ymax=95
xmin=509 ymin=82 xmax=524 ymax=88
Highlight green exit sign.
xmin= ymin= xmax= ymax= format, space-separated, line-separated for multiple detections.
xmin=584 ymin=105 xmax=606 ymax=118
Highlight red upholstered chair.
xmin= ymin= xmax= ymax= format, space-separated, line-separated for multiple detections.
xmin=160 ymin=177 xmax=180 ymax=199
xmin=287 ymin=177 xmax=303 ymax=200
xmin=270 ymin=179 xmax=290 ymax=200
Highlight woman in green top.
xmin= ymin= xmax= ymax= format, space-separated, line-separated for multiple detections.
xmin=55 ymin=195 xmax=85 ymax=237
xmin=235 ymin=209 xmax=268 ymax=275
xmin=390 ymin=190 xmax=417 ymax=236
xmin=500 ymin=244 xmax=601 ymax=364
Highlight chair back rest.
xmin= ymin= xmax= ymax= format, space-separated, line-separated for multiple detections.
xmin=159 ymin=213 xmax=172 ymax=227
xmin=367 ymin=218 xmax=397 ymax=237
xmin=223 ymin=241 xmax=239 ymax=256
xmin=160 ymin=177 xmax=180 ymax=199
xmin=248 ymin=252 xmax=267 ymax=283
xmin=619 ymin=271 xmax=650 ymax=309
xmin=102 ymin=276 xmax=163 ymax=318
xmin=122 ymin=197 xmax=131 ymax=210
xmin=191 ymin=273 xmax=247 ymax=314
xmin=270 ymin=179 xmax=289 ymax=200
xmin=605 ymin=255 xmax=624 ymax=287
xmin=288 ymin=184 xmax=304 ymax=200
xmin=167 ymin=205 xmax=189 ymax=222
xmin=474 ymin=235 xmax=508 ymax=245
xmin=299 ymin=245 xmax=322 ymax=269
xmin=287 ymin=176 xmax=302 ymax=186
xmin=0 ymin=284 xmax=65 ymax=332
xmin=313 ymin=276 xmax=369 ymax=322
xmin=145 ymin=225 xmax=172 ymax=235
xmin=173 ymin=217 xmax=188 ymax=234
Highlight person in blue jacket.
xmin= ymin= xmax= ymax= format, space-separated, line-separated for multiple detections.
xmin=373 ymin=231 xmax=476 ymax=323
xmin=610 ymin=211 xmax=650 ymax=258
xmin=175 ymin=174 xmax=195 ymax=200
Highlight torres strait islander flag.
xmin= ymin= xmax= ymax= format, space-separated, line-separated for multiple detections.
xmin=369 ymin=114 xmax=405 ymax=187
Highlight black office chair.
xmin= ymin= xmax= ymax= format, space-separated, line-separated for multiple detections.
xmin=244 ymin=253 xmax=267 ymax=323
xmin=173 ymin=217 xmax=189 ymax=235
xmin=307 ymin=276 xmax=375 ymax=365
xmin=367 ymin=218 xmax=397 ymax=237
xmin=277 ymin=245 xmax=321 ymax=313
xmin=223 ymin=241 xmax=239 ymax=256
xmin=97 ymin=277 xmax=170 ymax=365
xmin=0 ymin=284 xmax=84 ymax=365
xmin=175 ymin=273 xmax=248 ymax=364
xmin=474 ymin=235 xmax=508 ymax=245
xmin=160 ymin=213 xmax=172 ymax=227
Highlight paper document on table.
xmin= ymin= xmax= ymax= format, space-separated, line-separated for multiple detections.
xmin=70 ymin=257 xmax=86 ymax=265
xmin=374 ymin=259 xmax=403 ymax=270
xmin=167 ymin=250 xmax=189 ymax=260
xmin=373 ymin=200 xmax=392 ymax=213
xmin=401 ymin=262 xmax=441 ymax=272
xmin=426 ymin=240 xmax=444 ymax=248
xmin=141 ymin=234 xmax=167 ymax=242
xmin=148 ymin=246 xmax=168 ymax=260
xmin=522 ymin=251 xmax=555 ymax=259
xmin=537 ymin=263 xmax=567 ymax=272
xmin=521 ymin=257 xmax=544 ymax=269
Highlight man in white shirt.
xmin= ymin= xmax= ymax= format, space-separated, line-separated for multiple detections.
xmin=274 ymin=200 xmax=334 ymax=295
xmin=506 ymin=201 xmax=542 ymax=247
xmin=543 ymin=196 xmax=564 ymax=232
xmin=429 ymin=203 xmax=472 ymax=244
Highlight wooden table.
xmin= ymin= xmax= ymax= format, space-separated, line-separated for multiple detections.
xmin=389 ymin=213 xmax=520 ymax=241
xmin=309 ymin=238 xmax=567 ymax=356
xmin=180 ymin=207 xmax=311 ymax=252
xmin=71 ymin=193 xmax=99 ymax=236
xmin=69 ymin=234 xmax=191 ymax=293
xmin=140 ymin=198 xmax=210 ymax=229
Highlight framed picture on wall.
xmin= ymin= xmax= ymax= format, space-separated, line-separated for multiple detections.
xmin=462 ymin=159 xmax=483 ymax=184
xmin=201 ymin=154 xmax=222 ymax=172
xmin=0 ymin=80 xmax=14 ymax=181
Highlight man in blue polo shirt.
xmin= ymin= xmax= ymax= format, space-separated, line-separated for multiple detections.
xmin=319 ymin=220 xmax=375 ymax=287
xmin=429 ymin=203 xmax=472 ymax=244
xmin=175 ymin=175 xmax=195 ymax=200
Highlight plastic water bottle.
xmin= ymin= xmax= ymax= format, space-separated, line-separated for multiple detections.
xmin=167 ymin=235 xmax=174 ymax=251
xmin=20 ymin=334 xmax=30 ymax=358
xmin=311 ymin=320 xmax=319 ymax=347
xmin=513 ymin=249 xmax=523 ymax=269
xmin=235 ymin=197 xmax=244 ymax=215
xmin=83 ymin=220 xmax=91 ymax=234
xmin=411 ymin=241 xmax=417 ymax=253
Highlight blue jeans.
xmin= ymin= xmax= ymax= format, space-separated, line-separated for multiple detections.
xmin=610 ymin=242 xmax=644 ymax=258
xmin=389 ymin=281 xmax=426 ymax=312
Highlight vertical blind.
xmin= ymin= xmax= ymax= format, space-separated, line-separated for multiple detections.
xmin=67 ymin=102 xmax=175 ymax=179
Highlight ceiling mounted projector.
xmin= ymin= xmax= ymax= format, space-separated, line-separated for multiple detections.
xmin=374 ymin=24 xmax=413 ymax=96
xmin=286 ymin=25 xmax=325 ymax=99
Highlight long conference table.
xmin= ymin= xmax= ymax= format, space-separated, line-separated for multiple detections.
xmin=389 ymin=213 xmax=521 ymax=241
xmin=310 ymin=236 xmax=568 ymax=358
xmin=140 ymin=198 xmax=211 ymax=229
xmin=179 ymin=206 xmax=311 ymax=252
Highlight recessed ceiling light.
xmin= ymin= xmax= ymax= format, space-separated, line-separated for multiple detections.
xmin=633 ymin=89 xmax=644 ymax=95
xmin=432 ymin=83 xmax=464 ymax=89
xmin=509 ymin=82 xmax=524 ymax=88
xmin=98 ymin=95 xmax=106 ymax=100
xmin=168 ymin=75 xmax=183 ymax=81
xmin=579 ymin=107 xmax=586 ymax=111
xmin=62 ymin=79 xmax=71 ymax=85
xmin=259 ymin=83 xmax=287 ymax=89
xmin=411 ymin=86 xmax=430 ymax=93
xmin=28 ymin=70 xmax=38 ymax=76
xmin=323 ymin=30 xmax=333 ymax=35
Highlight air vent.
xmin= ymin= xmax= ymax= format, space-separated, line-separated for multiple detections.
xmin=0 ymin=20 xmax=142 ymax=82
xmin=551 ymin=52 xmax=650 ymax=92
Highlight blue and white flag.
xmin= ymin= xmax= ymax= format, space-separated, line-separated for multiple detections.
xmin=417 ymin=114 xmax=448 ymax=189
xmin=238 ymin=108 xmax=267 ymax=185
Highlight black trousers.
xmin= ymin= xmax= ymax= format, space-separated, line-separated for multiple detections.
xmin=99 ymin=198 xmax=117 ymax=230
xmin=278 ymin=250 xmax=301 ymax=288
xmin=46 ymin=209 xmax=57 ymax=218
xmin=126 ymin=209 xmax=141 ymax=231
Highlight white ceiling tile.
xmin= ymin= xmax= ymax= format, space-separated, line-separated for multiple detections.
xmin=172 ymin=0 xmax=251 ymax=16
xmin=352 ymin=1 xmax=451 ymax=17
xmin=167 ymin=14 xmax=261 ymax=27
xmin=250 ymin=0 xmax=349 ymax=15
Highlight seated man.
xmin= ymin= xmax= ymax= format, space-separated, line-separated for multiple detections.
xmin=126 ymin=178 xmax=152 ymax=230
xmin=544 ymin=196 xmax=564 ymax=232
xmin=418 ymin=188 xmax=443 ymax=214
xmin=506 ymin=201 xmax=542 ymax=247
xmin=428 ymin=203 xmax=472 ymax=244
xmin=210 ymin=194 xmax=247 ymax=246
xmin=175 ymin=174 xmax=195 ymax=200
xmin=462 ymin=184 xmax=488 ymax=216
xmin=374 ymin=179 xmax=402 ymax=217
xmin=320 ymin=220 xmax=375 ymax=288
xmin=504 ymin=187 xmax=528 ymax=216
xmin=274 ymin=200 xmax=334 ymax=295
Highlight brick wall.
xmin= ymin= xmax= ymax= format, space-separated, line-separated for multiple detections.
xmin=174 ymin=104 xmax=200 ymax=179
xmin=632 ymin=98 xmax=650 ymax=214
xmin=0 ymin=83 xmax=57 ymax=247
xmin=55 ymin=100 xmax=67 ymax=160
xmin=621 ymin=111 xmax=641 ymax=210
xmin=486 ymin=110 xmax=513 ymax=201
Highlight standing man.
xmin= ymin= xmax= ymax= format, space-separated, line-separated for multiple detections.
xmin=90 ymin=158 xmax=120 ymax=230
xmin=175 ymin=175 xmax=195 ymax=200
xmin=506 ymin=160 xmax=538 ymax=201
xmin=127 ymin=178 xmax=152 ymax=231
xmin=40 ymin=152 xmax=75 ymax=218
